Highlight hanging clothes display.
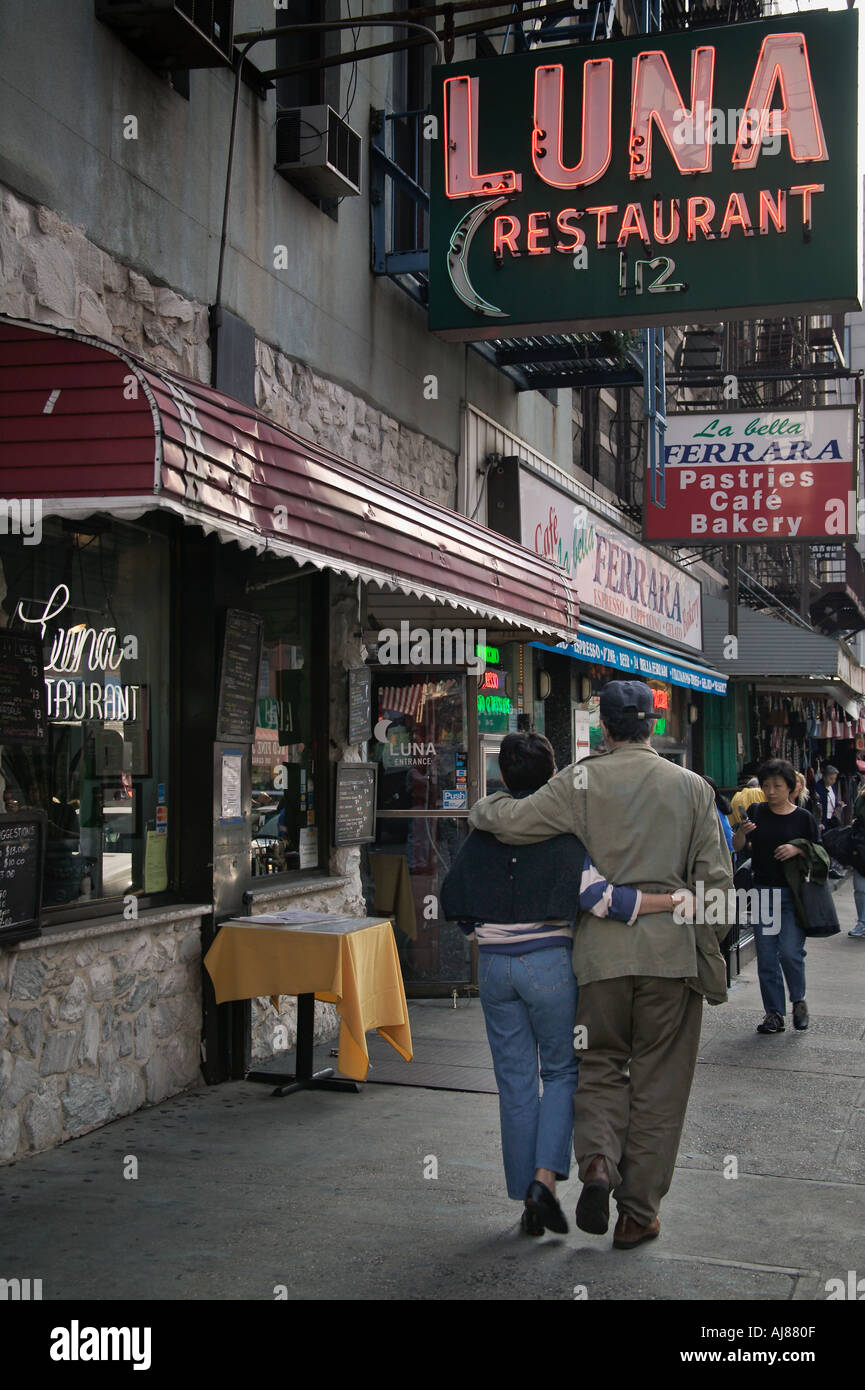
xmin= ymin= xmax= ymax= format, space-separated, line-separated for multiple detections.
xmin=752 ymin=692 xmax=864 ymax=806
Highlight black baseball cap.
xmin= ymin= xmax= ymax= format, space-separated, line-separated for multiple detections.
xmin=599 ymin=680 xmax=656 ymax=721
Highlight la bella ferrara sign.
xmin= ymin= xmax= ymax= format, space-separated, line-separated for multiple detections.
xmin=429 ymin=11 xmax=860 ymax=340
xmin=646 ymin=408 xmax=857 ymax=544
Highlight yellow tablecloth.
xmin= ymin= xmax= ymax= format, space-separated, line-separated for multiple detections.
xmin=203 ymin=915 xmax=412 ymax=1082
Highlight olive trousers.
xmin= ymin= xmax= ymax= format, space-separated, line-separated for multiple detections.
xmin=573 ymin=975 xmax=704 ymax=1227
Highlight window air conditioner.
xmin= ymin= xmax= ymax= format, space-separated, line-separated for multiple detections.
xmin=95 ymin=0 xmax=234 ymax=69
xmin=275 ymin=106 xmax=362 ymax=199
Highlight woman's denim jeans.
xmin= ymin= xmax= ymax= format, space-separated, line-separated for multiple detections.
xmin=753 ymin=885 xmax=807 ymax=1017
xmin=478 ymin=945 xmax=579 ymax=1200
xmin=853 ymin=870 xmax=865 ymax=929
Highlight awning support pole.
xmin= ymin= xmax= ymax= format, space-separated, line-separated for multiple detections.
xmin=727 ymin=544 xmax=738 ymax=641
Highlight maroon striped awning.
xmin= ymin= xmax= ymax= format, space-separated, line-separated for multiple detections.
xmin=0 ymin=318 xmax=577 ymax=639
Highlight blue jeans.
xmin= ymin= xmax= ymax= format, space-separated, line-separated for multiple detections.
xmin=853 ymin=871 xmax=865 ymax=929
xmin=478 ymin=946 xmax=579 ymax=1200
xmin=753 ymin=885 xmax=807 ymax=1017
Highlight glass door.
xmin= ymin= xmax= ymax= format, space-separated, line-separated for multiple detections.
xmin=364 ymin=669 xmax=472 ymax=991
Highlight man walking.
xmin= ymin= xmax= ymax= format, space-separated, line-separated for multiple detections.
xmin=468 ymin=680 xmax=732 ymax=1250
xmin=816 ymin=765 xmax=846 ymax=879
xmin=815 ymin=765 xmax=840 ymax=831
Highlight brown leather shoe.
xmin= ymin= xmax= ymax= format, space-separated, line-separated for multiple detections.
xmin=575 ymin=1155 xmax=611 ymax=1234
xmin=612 ymin=1210 xmax=661 ymax=1250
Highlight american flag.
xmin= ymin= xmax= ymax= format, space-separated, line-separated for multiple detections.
xmin=379 ymin=683 xmax=427 ymax=719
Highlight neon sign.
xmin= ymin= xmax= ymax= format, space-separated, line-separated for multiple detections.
xmin=477 ymin=694 xmax=510 ymax=715
xmin=16 ymin=585 xmax=141 ymax=726
xmin=430 ymin=10 xmax=859 ymax=339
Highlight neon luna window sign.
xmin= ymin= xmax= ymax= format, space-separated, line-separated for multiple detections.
xmin=430 ymin=11 xmax=859 ymax=340
xmin=16 ymin=584 xmax=141 ymax=725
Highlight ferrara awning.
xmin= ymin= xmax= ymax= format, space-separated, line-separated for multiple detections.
xmin=0 ymin=318 xmax=577 ymax=641
xmin=534 ymin=620 xmax=728 ymax=696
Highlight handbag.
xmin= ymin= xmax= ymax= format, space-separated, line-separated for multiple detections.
xmin=822 ymin=825 xmax=854 ymax=865
xmin=798 ymin=877 xmax=841 ymax=937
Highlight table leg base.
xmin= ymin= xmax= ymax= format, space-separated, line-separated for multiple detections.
xmin=246 ymin=1066 xmax=361 ymax=1097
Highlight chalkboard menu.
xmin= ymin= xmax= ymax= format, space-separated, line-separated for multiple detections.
xmin=216 ymin=610 xmax=264 ymax=743
xmin=0 ymin=812 xmax=45 ymax=943
xmin=348 ymin=667 xmax=372 ymax=745
xmin=0 ymin=632 xmax=47 ymax=745
xmin=333 ymin=763 xmax=377 ymax=846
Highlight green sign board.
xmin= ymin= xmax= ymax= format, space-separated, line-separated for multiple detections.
xmin=429 ymin=11 xmax=861 ymax=341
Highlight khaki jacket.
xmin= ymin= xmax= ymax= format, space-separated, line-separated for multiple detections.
xmin=468 ymin=742 xmax=732 ymax=1002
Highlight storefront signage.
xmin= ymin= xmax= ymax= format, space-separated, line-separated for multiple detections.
xmin=252 ymin=729 xmax=291 ymax=767
xmin=0 ymin=811 xmax=45 ymax=942
xmin=44 ymin=678 xmax=140 ymax=723
xmin=0 ymin=632 xmax=47 ymax=745
xmin=650 ymin=683 xmax=671 ymax=735
xmin=534 ymin=637 xmax=726 ymax=695
xmin=216 ymin=610 xmax=264 ymax=744
xmin=348 ymin=667 xmax=372 ymax=744
xmin=12 ymin=586 xmax=143 ymax=731
xmin=477 ymin=693 xmax=510 ymax=715
xmin=15 ymin=584 xmax=130 ymax=674
xmin=514 ymin=466 xmax=702 ymax=652
xmin=647 ymin=408 xmax=858 ymax=543
xmin=430 ymin=11 xmax=860 ymax=339
xmin=479 ymin=670 xmax=505 ymax=691
xmin=333 ymin=763 xmax=377 ymax=846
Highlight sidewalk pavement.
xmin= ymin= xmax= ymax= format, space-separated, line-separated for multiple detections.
xmin=2 ymin=884 xmax=864 ymax=1301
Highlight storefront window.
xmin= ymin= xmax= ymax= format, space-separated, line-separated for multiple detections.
xmin=373 ymin=673 xmax=468 ymax=813
xmin=0 ymin=518 xmax=170 ymax=909
xmin=248 ymin=573 xmax=318 ymax=876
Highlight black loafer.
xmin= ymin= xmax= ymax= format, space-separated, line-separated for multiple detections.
xmin=575 ymin=1180 xmax=611 ymax=1234
xmin=756 ymin=1011 xmax=785 ymax=1033
xmin=520 ymin=1206 xmax=544 ymax=1237
xmin=792 ymin=1000 xmax=809 ymax=1030
xmin=524 ymin=1180 xmax=569 ymax=1235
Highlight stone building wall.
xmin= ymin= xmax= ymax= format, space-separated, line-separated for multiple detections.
xmin=0 ymin=186 xmax=458 ymax=505
xmin=254 ymin=342 xmax=456 ymax=509
xmin=0 ymin=187 xmax=416 ymax=1136
xmin=0 ymin=909 xmax=205 ymax=1163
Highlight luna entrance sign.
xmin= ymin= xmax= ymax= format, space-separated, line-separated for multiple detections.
xmin=429 ymin=10 xmax=860 ymax=340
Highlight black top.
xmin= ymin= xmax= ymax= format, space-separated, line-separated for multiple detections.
xmin=440 ymin=829 xmax=587 ymax=924
xmin=746 ymin=802 xmax=820 ymax=887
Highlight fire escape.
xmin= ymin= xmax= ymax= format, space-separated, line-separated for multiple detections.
xmin=668 ymin=313 xmax=865 ymax=640
xmin=653 ymin=0 xmax=865 ymax=643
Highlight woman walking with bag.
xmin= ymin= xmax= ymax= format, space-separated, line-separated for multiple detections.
xmin=732 ymin=758 xmax=820 ymax=1034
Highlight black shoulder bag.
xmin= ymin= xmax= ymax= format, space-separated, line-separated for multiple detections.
xmin=798 ymin=874 xmax=841 ymax=938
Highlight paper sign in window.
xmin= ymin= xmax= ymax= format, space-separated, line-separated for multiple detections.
xmin=221 ymin=752 xmax=243 ymax=823
xmin=144 ymin=831 xmax=168 ymax=894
